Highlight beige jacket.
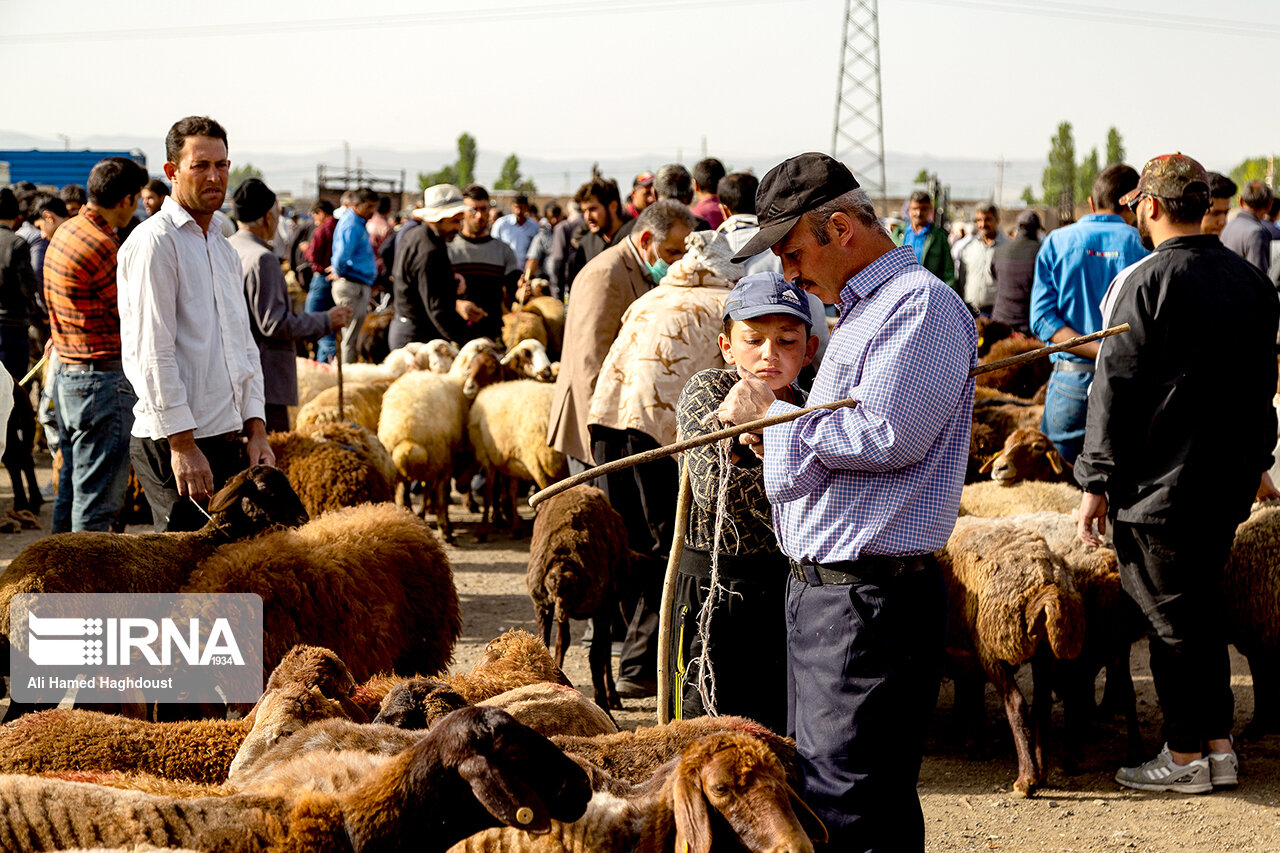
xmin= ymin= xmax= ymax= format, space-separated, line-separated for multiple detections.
xmin=587 ymin=241 xmax=736 ymax=446
xmin=547 ymin=239 xmax=651 ymax=464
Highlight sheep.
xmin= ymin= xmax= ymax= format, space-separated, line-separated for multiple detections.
xmin=0 ymin=707 xmax=593 ymax=853
xmin=1223 ymin=504 xmax=1280 ymax=737
xmin=267 ymin=429 xmax=393 ymax=517
xmin=974 ymin=334 xmax=1051 ymax=399
xmin=550 ymin=715 xmax=799 ymax=787
xmin=357 ymin=307 xmax=393 ymax=364
xmin=501 ymin=339 xmax=554 ymax=382
xmin=468 ymin=380 xmax=567 ymax=541
xmin=296 ymin=420 xmax=398 ymax=489
xmin=0 ymin=646 xmax=365 ymax=782
xmin=980 ymin=427 xmax=1074 ymax=485
xmin=294 ymin=378 xmax=394 ymax=433
xmin=446 ymin=731 xmax=826 ymax=853
xmin=975 ymin=316 xmax=1015 ymax=358
xmin=5 ymin=377 xmax=42 ymax=516
xmin=294 ymin=343 xmax=422 ymax=412
xmin=967 ymin=421 xmax=1001 ymax=484
xmin=378 ymin=357 xmax=477 ymax=542
xmin=372 ymin=677 xmax=473 ymax=729
xmin=0 ymin=466 xmax=309 ymax=693
xmin=478 ymin=682 xmax=618 ymax=739
xmin=229 ymin=714 xmax=424 ymax=789
xmin=417 ymin=338 xmax=461 ymax=374
xmin=520 ymin=296 xmax=565 ymax=357
xmin=972 ymin=395 xmax=1044 ymax=447
xmin=502 ymin=309 xmax=548 ymax=352
xmin=526 ymin=485 xmax=629 ymax=712
xmin=958 ymin=480 xmax=1083 ymax=517
xmin=183 ymin=502 xmax=462 ymax=685
xmin=938 ymin=516 xmax=1085 ymax=796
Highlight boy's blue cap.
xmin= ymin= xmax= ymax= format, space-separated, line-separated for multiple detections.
xmin=723 ymin=272 xmax=812 ymax=327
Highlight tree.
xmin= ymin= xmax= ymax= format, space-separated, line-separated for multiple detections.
xmin=494 ymin=153 xmax=537 ymax=194
xmin=417 ymin=132 xmax=478 ymax=191
xmin=229 ymin=163 xmax=263 ymax=191
xmin=1041 ymin=121 xmax=1076 ymax=213
xmin=1020 ymin=186 xmax=1038 ymax=206
xmin=1231 ymin=157 xmax=1270 ymax=189
xmin=1076 ymin=147 xmax=1100 ymax=204
xmin=1105 ymin=127 xmax=1125 ymax=166
xmin=913 ymin=168 xmax=930 ymax=184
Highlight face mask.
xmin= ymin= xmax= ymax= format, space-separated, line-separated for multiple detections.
xmin=646 ymin=257 xmax=669 ymax=285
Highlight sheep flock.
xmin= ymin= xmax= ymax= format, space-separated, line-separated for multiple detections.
xmin=0 ymin=315 xmax=1278 ymax=853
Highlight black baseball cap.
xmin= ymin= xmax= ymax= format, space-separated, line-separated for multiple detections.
xmin=730 ymin=152 xmax=859 ymax=263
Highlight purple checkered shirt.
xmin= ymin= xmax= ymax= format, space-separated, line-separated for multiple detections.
xmin=763 ymin=246 xmax=977 ymax=562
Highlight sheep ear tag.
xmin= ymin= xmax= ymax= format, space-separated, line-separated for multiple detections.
xmin=457 ymin=755 xmax=551 ymax=834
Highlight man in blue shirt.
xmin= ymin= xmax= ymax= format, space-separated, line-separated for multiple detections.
xmin=330 ymin=187 xmax=379 ymax=364
xmin=491 ymin=194 xmax=541 ymax=264
xmin=1030 ymin=163 xmax=1147 ymax=463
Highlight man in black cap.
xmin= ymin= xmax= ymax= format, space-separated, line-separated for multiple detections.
xmin=1078 ymin=154 xmax=1277 ymax=795
xmin=718 ymin=153 xmax=976 ymax=851
xmin=229 ymin=178 xmax=351 ymax=433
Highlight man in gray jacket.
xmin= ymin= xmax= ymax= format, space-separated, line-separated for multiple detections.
xmin=229 ymin=179 xmax=350 ymax=432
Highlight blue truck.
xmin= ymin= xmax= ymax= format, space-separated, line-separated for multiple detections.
xmin=0 ymin=149 xmax=148 ymax=189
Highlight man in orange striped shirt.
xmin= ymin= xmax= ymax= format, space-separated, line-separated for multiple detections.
xmin=43 ymin=156 xmax=148 ymax=532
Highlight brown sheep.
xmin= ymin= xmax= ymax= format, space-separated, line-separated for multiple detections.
xmin=229 ymin=713 xmax=424 ymax=789
xmin=959 ymin=480 xmax=1083 ymax=517
xmin=974 ymin=335 xmax=1051 ymax=399
xmin=967 ymin=421 xmax=1001 ymax=484
xmin=479 ymin=682 xmax=618 ymax=738
xmin=294 ymin=378 xmax=394 ymax=433
xmin=357 ymin=307 xmax=393 ymax=364
xmin=0 ymin=707 xmax=592 ymax=853
xmin=182 ymin=503 xmax=462 ymax=684
xmin=975 ymin=316 xmax=1014 ymax=358
xmin=1222 ymin=505 xmax=1280 ymax=737
xmin=527 ymin=486 xmax=629 ymax=712
xmin=980 ymin=427 xmax=1073 ymax=485
xmin=501 ymin=309 xmax=548 ymax=352
xmin=550 ymin=715 xmax=799 ymax=787
xmin=447 ymin=731 xmax=826 ymax=853
xmin=297 ymin=420 xmax=398 ymax=488
xmin=972 ymin=396 xmax=1044 ymax=444
xmin=371 ymin=677 xmax=473 ymax=730
xmin=268 ymin=430 xmax=393 ymax=517
xmin=939 ymin=517 xmax=1085 ymax=796
xmin=521 ymin=295 xmax=565 ymax=357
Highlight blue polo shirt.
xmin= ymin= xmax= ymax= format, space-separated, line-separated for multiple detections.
xmin=331 ymin=212 xmax=377 ymax=286
xmin=904 ymin=223 xmax=931 ymax=263
xmin=1029 ymin=213 xmax=1147 ymax=362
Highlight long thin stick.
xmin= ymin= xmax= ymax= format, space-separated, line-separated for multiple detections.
xmin=19 ymin=355 xmax=48 ymax=387
xmin=529 ymin=322 xmax=1129 ymax=507
xmin=335 ymin=328 xmax=345 ymax=422
xmin=656 ymin=466 xmax=691 ymax=725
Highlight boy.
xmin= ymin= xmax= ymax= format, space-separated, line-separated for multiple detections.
xmin=669 ymin=272 xmax=819 ymax=732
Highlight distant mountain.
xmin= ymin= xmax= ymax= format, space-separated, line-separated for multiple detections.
xmin=0 ymin=129 xmax=1044 ymax=206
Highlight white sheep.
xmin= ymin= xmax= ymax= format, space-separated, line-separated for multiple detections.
xmin=958 ymin=480 xmax=1083 ymax=517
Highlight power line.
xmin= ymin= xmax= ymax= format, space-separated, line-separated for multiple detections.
xmin=0 ymin=0 xmax=801 ymax=45
xmin=902 ymin=0 xmax=1280 ymax=40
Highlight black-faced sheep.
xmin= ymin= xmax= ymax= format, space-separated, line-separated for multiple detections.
xmin=182 ymin=502 xmax=462 ymax=685
xmin=372 ymin=677 xmax=473 ymax=730
xmin=268 ymin=429 xmax=393 ymax=517
xmin=974 ymin=334 xmax=1050 ymax=399
xmin=980 ymin=427 xmax=1074 ymax=485
xmin=938 ymin=517 xmax=1085 ymax=797
xmin=527 ymin=485 xmax=629 ymax=712
xmin=0 ymin=707 xmax=592 ymax=853
xmin=447 ymin=731 xmax=826 ymax=853
xmin=0 ymin=466 xmax=309 ymax=692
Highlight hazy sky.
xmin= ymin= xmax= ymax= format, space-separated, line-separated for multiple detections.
xmin=4 ymin=0 xmax=1279 ymax=178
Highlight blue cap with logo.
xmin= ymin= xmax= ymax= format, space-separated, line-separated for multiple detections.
xmin=723 ymin=272 xmax=812 ymax=329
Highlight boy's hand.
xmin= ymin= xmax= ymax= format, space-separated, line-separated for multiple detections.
xmin=717 ymin=365 xmax=775 ymax=427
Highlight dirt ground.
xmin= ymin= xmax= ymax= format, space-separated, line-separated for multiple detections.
xmin=3 ymin=453 xmax=1279 ymax=852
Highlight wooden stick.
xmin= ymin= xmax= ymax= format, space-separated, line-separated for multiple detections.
xmin=656 ymin=466 xmax=691 ymax=725
xmin=335 ymin=328 xmax=345 ymax=422
xmin=18 ymin=355 xmax=48 ymax=387
xmin=529 ymin=323 xmax=1129 ymax=508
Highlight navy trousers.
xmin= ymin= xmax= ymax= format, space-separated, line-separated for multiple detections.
xmin=786 ymin=558 xmax=946 ymax=853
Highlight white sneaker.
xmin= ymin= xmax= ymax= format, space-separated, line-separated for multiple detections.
xmin=1115 ymin=744 xmax=1212 ymax=794
xmin=1207 ymin=749 xmax=1238 ymax=787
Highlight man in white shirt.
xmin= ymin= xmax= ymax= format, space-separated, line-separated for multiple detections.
xmin=117 ymin=115 xmax=275 ymax=532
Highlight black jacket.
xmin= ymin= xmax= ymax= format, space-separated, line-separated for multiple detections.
xmin=990 ymin=234 xmax=1040 ymax=334
xmin=1075 ymin=234 xmax=1279 ymax=526
xmin=389 ymin=223 xmax=468 ymax=347
xmin=0 ymin=225 xmax=35 ymax=327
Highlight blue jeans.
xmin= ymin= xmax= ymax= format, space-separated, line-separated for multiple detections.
xmin=53 ymin=368 xmax=137 ymax=533
xmin=0 ymin=323 xmax=29 ymax=382
xmin=1040 ymin=366 xmax=1093 ymax=464
xmin=307 ymin=276 xmax=335 ymax=363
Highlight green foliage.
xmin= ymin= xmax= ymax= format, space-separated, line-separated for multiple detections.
xmin=1105 ymin=127 xmax=1125 ymax=166
xmin=1231 ymin=157 xmax=1270 ymax=189
xmin=494 ymin=154 xmax=537 ymax=194
xmin=1042 ymin=121 xmax=1076 ymax=210
xmin=229 ymin=163 xmax=263 ymax=191
xmin=417 ymin=132 xmax=478 ymax=191
xmin=1020 ymin=186 xmax=1038 ymax=206
xmin=1076 ymin=148 xmax=1100 ymax=204
xmin=913 ymin=168 xmax=930 ymax=184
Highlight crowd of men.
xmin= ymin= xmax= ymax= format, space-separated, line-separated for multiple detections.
xmin=2 ymin=115 xmax=1279 ymax=852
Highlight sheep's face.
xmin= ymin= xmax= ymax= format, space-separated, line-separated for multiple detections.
xmin=374 ymin=677 xmax=469 ymax=729
xmin=210 ymin=465 xmax=309 ymax=535
xmin=228 ymin=685 xmax=350 ymax=782
xmin=982 ymin=428 xmax=1068 ymax=486
xmin=502 ymin=341 xmax=553 ymax=382
xmin=674 ymin=734 xmax=826 ymax=853
xmin=464 ymin=352 xmax=504 ymax=399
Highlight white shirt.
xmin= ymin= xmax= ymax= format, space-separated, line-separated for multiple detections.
xmin=117 ymin=196 xmax=266 ymax=440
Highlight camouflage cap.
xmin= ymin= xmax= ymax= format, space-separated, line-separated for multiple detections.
xmin=1119 ymin=153 xmax=1209 ymax=206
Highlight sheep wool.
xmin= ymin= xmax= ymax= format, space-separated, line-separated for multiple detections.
xmin=958 ymin=480 xmax=1083 ymax=518
xmin=268 ymin=431 xmax=393 ymax=518
xmin=294 ymin=378 xmax=393 ymax=433
xmin=479 ymin=683 xmax=618 ymax=738
xmin=468 ymin=380 xmax=567 ymax=492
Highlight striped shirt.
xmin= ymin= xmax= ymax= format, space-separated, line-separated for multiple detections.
xmin=43 ymin=209 xmax=123 ymax=362
xmin=762 ymin=246 xmax=977 ymax=562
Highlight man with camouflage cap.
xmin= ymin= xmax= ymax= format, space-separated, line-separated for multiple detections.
xmin=1077 ymin=153 xmax=1278 ymax=794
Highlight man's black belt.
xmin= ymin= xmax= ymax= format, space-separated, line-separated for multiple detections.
xmin=790 ymin=554 xmax=928 ymax=586
xmin=1053 ymin=360 xmax=1095 ymax=373
xmin=61 ymin=358 xmax=124 ymax=373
